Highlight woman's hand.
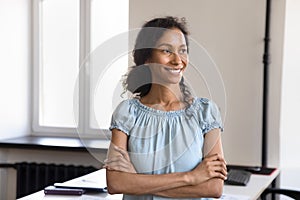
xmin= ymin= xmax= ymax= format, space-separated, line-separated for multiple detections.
xmin=188 ymin=154 xmax=227 ymax=185
xmin=103 ymin=145 xmax=137 ymax=173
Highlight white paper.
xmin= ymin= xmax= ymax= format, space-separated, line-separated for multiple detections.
xmin=215 ymin=193 xmax=251 ymax=200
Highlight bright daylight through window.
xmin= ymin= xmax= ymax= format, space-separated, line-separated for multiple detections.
xmin=33 ymin=0 xmax=129 ymax=135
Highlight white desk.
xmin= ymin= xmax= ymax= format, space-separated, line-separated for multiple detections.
xmin=19 ymin=169 xmax=279 ymax=200
xmin=18 ymin=170 xmax=122 ymax=200
xmin=223 ymin=169 xmax=279 ymax=200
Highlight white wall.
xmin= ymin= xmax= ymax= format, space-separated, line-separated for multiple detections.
xmin=0 ymin=0 xmax=31 ymax=140
xmin=0 ymin=1 xmax=31 ymax=198
xmin=279 ymin=0 xmax=300 ymax=190
xmin=130 ymin=0 xmax=267 ymax=166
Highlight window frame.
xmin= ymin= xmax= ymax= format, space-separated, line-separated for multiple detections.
xmin=32 ymin=0 xmax=111 ymax=138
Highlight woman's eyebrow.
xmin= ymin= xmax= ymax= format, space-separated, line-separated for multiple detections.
xmin=156 ymin=43 xmax=187 ymax=48
xmin=156 ymin=43 xmax=172 ymax=48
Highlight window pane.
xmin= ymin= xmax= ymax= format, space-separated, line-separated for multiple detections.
xmin=90 ymin=0 xmax=129 ymax=129
xmin=92 ymin=56 xmax=128 ymax=129
xmin=90 ymin=0 xmax=129 ymax=52
xmin=39 ymin=0 xmax=79 ymax=127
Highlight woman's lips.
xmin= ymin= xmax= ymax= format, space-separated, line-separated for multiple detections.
xmin=164 ymin=67 xmax=183 ymax=74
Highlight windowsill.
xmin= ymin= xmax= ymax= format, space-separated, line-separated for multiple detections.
xmin=0 ymin=136 xmax=110 ymax=152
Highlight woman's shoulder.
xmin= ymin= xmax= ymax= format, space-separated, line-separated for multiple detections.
xmin=193 ymin=97 xmax=221 ymax=117
xmin=193 ymin=97 xmax=216 ymax=108
xmin=114 ymin=98 xmax=137 ymax=110
xmin=113 ymin=98 xmax=142 ymax=115
xmin=110 ymin=99 xmax=140 ymax=134
xmin=193 ymin=97 xmax=223 ymax=132
xmin=191 ymin=97 xmax=221 ymax=117
xmin=116 ymin=98 xmax=135 ymax=106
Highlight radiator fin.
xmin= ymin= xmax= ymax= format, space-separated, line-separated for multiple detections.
xmin=15 ymin=162 xmax=97 ymax=198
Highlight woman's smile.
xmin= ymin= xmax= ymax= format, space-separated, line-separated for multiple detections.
xmin=147 ymin=28 xmax=188 ymax=85
xmin=164 ymin=67 xmax=183 ymax=74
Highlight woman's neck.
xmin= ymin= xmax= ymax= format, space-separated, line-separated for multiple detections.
xmin=140 ymin=84 xmax=185 ymax=111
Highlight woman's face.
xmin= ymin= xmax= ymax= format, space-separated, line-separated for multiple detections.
xmin=146 ymin=28 xmax=188 ymax=85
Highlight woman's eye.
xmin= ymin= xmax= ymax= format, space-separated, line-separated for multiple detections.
xmin=162 ymin=49 xmax=172 ymax=54
xmin=179 ymin=49 xmax=187 ymax=54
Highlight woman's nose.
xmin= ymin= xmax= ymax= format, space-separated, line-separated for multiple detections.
xmin=171 ymin=53 xmax=183 ymax=65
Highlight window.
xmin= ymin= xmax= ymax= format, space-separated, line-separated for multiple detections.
xmin=33 ymin=0 xmax=129 ymax=137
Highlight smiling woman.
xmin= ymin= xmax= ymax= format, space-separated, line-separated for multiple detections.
xmin=105 ymin=16 xmax=227 ymax=200
xmin=124 ymin=17 xmax=192 ymax=110
xmin=147 ymin=28 xmax=188 ymax=87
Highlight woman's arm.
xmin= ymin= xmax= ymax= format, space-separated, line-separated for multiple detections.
xmin=106 ymin=129 xmax=191 ymax=195
xmin=105 ymin=128 xmax=226 ymax=197
xmin=154 ymin=179 xmax=223 ymax=198
xmin=153 ymin=128 xmax=226 ymax=198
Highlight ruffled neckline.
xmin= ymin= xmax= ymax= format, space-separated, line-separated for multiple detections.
xmin=132 ymin=97 xmax=198 ymax=116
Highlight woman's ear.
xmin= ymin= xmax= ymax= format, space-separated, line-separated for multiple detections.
xmin=144 ymin=56 xmax=153 ymax=64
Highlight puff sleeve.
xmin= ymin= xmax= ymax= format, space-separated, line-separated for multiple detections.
xmin=109 ymin=99 xmax=136 ymax=135
xmin=199 ymin=98 xmax=223 ymax=135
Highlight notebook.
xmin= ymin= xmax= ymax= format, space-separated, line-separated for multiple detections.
xmin=54 ymin=169 xmax=107 ymax=192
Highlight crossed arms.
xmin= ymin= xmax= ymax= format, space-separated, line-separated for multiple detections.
xmin=105 ymin=128 xmax=227 ymax=198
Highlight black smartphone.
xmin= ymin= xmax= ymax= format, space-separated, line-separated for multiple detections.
xmin=44 ymin=186 xmax=85 ymax=195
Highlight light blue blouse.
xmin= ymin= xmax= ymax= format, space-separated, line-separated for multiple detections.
xmin=109 ymin=97 xmax=223 ymax=200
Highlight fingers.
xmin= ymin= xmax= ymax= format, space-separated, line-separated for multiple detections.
xmin=204 ymin=153 xmax=226 ymax=163
xmin=202 ymin=154 xmax=227 ymax=180
xmin=209 ymin=170 xmax=227 ymax=180
xmin=104 ymin=146 xmax=137 ymax=173
xmin=211 ymin=163 xmax=227 ymax=180
xmin=112 ymin=145 xmax=131 ymax=161
xmin=103 ymin=156 xmax=135 ymax=172
xmin=104 ymin=156 xmax=129 ymax=171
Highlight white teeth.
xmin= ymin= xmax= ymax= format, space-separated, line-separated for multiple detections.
xmin=166 ymin=68 xmax=182 ymax=73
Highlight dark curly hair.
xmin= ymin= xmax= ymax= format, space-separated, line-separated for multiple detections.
xmin=123 ymin=16 xmax=192 ymax=106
